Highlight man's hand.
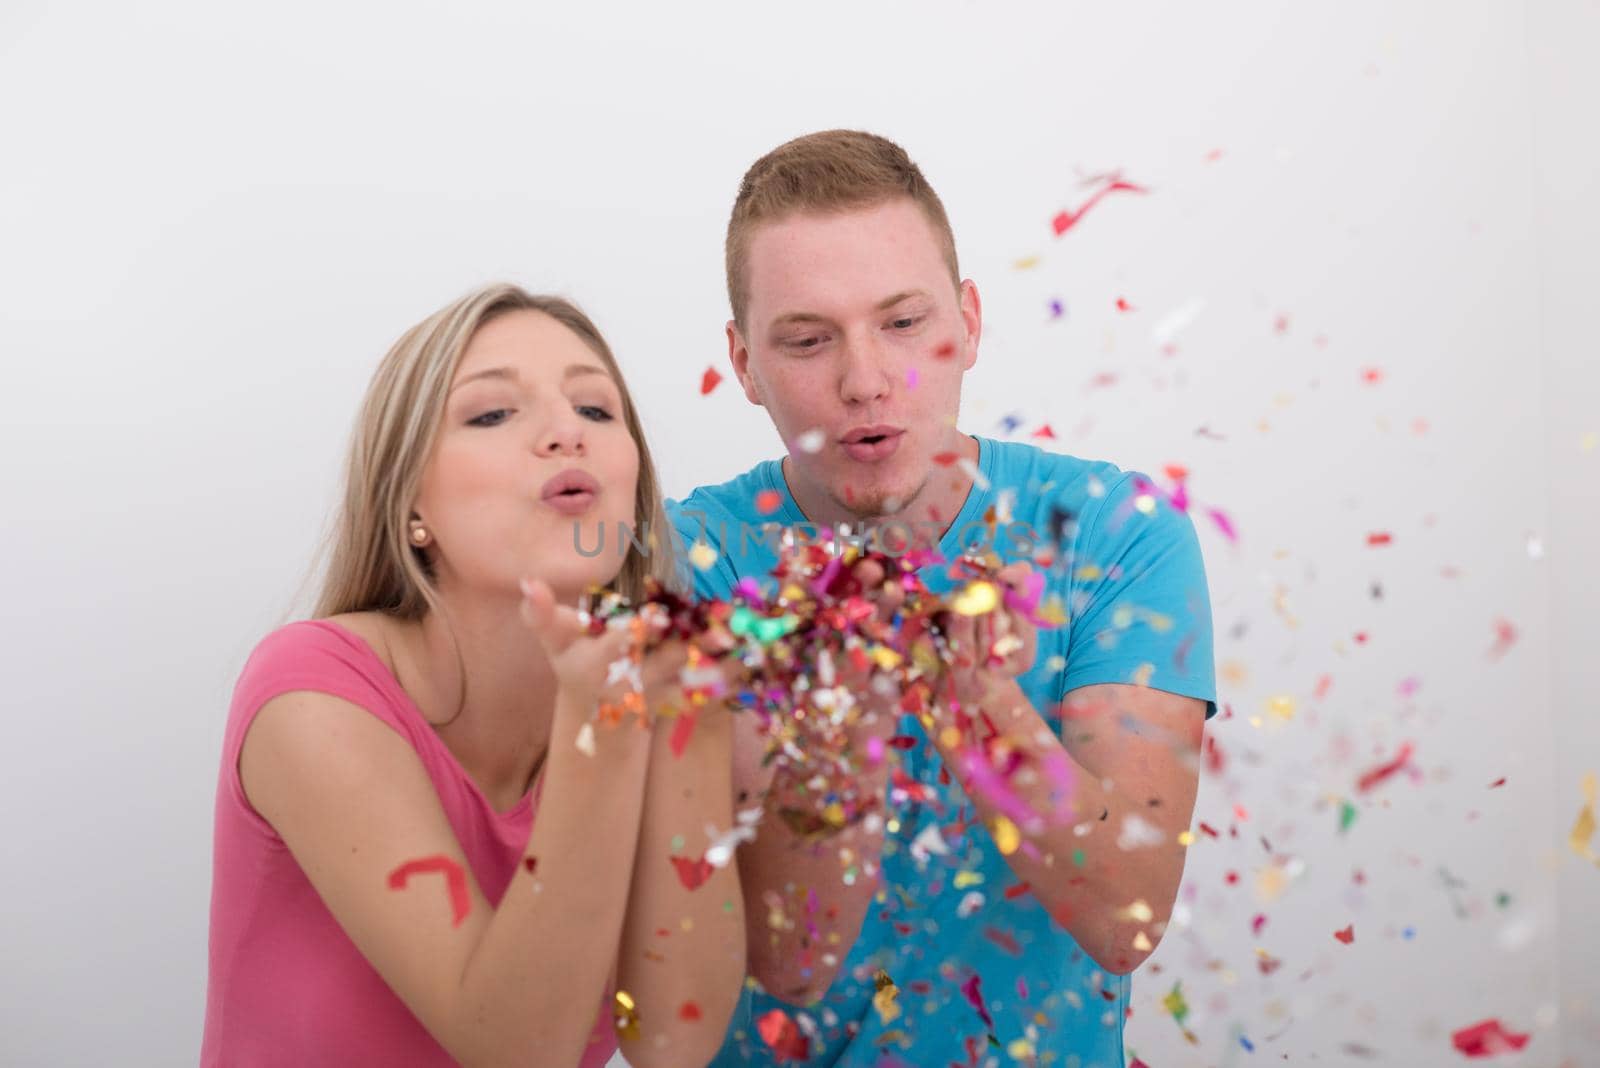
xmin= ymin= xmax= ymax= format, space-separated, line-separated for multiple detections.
xmin=936 ymin=561 xmax=1041 ymax=713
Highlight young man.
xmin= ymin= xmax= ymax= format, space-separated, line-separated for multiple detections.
xmin=666 ymin=130 xmax=1216 ymax=1067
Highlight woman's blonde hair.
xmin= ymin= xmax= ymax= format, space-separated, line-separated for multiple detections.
xmin=292 ymin=284 xmax=681 ymax=715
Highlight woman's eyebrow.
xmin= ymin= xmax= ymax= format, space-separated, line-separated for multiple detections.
xmin=449 ymin=364 xmax=611 ymax=394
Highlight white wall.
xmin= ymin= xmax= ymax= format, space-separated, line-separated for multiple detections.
xmin=0 ymin=2 xmax=1594 ymax=1064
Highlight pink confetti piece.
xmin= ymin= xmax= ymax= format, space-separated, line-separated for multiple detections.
xmin=960 ymin=973 xmax=996 ymax=1033
xmin=1486 ymin=618 xmax=1518 ymax=661
xmin=1206 ymin=507 xmax=1239 ymax=545
xmin=959 ymin=748 xmax=1043 ymax=831
xmin=1051 ymin=177 xmax=1150 ymax=236
xmin=387 ymin=855 xmax=470 ymax=927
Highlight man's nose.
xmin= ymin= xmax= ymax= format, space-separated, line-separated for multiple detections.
xmin=838 ymin=332 xmax=892 ymax=406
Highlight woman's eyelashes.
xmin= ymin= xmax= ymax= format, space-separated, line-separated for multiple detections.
xmin=466 ymin=403 xmax=615 ymax=427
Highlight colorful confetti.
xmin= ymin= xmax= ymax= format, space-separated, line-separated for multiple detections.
xmin=387 ymin=855 xmax=470 ymax=927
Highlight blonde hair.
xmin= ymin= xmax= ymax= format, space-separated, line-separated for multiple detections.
xmin=725 ymin=129 xmax=961 ymax=331
xmin=290 ymin=284 xmax=681 ymax=718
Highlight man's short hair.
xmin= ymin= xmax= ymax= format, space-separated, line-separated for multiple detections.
xmin=725 ymin=129 xmax=961 ymax=331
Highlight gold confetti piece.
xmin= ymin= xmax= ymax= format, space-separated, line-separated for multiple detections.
xmin=1177 ymin=830 xmax=1194 ymax=846
xmin=575 ymin=722 xmax=597 ymax=757
xmin=1007 ymin=1038 xmax=1036 ymax=1058
xmin=951 ymin=580 xmax=1000 ymax=616
xmin=992 ymin=815 xmax=1021 ymax=855
xmin=1581 ymin=431 xmax=1597 ymax=452
xmin=688 ymin=541 xmax=719 ymax=571
xmin=1570 ymin=772 xmax=1599 ymax=864
xmin=1013 ymin=255 xmax=1041 ymax=270
xmin=613 ymin=990 xmax=640 ymax=1040
xmin=1132 ymin=930 xmax=1153 ymax=951
xmin=1134 ymin=493 xmax=1157 ymax=515
xmin=872 ymin=969 xmax=901 ymax=1024
xmin=954 ymin=870 xmax=985 ymax=889
xmin=1131 ymin=663 xmax=1155 ymax=687
xmin=1039 ymin=599 xmax=1069 ymax=627
xmin=1122 ymin=898 xmax=1154 ymax=922
xmin=1074 ymin=564 xmax=1103 ymax=581
xmin=1266 ymin=695 xmax=1296 ymax=721
xmin=1256 ymin=864 xmax=1288 ymax=903
xmin=939 ymin=726 xmax=962 ymax=750
xmin=1044 ymin=653 xmax=1068 ymax=673
xmin=865 ymin=646 xmax=902 ymax=672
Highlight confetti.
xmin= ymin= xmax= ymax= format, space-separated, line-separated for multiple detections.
xmin=574 ymin=722 xmax=597 ymax=757
xmin=755 ymin=489 xmax=783 ymax=515
xmin=613 ymin=990 xmax=640 ymax=1040
xmin=1048 ymin=298 xmax=1065 ymax=319
xmin=1032 ymin=423 xmax=1057 ymax=439
xmin=1152 ymin=298 xmax=1207 ymax=346
xmin=1334 ymin=924 xmax=1355 ymax=944
xmin=872 ymin=969 xmax=901 ymax=1024
xmin=387 ymin=855 xmax=470 ymax=927
xmin=795 ymin=427 xmax=826 ymax=454
xmin=1570 ymin=772 xmax=1598 ymax=864
xmin=1486 ymin=618 xmax=1518 ymax=660
xmin=1051 ymin=176 xmax=1149 ymax=236
xmin=959 ymin=973 xmax=997 ymax=1036
xmin=1356 ymin=742 xmax=1415 ymax=793
xmin=755 ymin=1008 xmax=809 ymax=1062
xmin=1451 ymin=1018 xmax=1530 ymax=1057
xmin=699 ymin=367 xmax=723 ymax=395
xmin=678 ymin=1000 xmax=702 ymax=1022
xmin=670 ymin=854 xmax=715 ymax=890
xmin=687 ymin=541 xmax=719 ymax=572
xmin=1367 ymin=531 xmax=1393 ymax=547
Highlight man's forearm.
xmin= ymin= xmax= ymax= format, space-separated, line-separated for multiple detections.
xmin=926 ymin=678 xmax=1195 ymax=974
xmin=738 ymin=756 xmax=891 ymax=1004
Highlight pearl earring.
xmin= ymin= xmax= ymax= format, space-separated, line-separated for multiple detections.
xmin=409 ymin=523 xmax=429 ymax=546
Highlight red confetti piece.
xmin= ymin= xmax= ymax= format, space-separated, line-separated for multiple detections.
xmin=1051 ymin=177 xmax=1149 ymax=236
xmin=1274 ymin=314 xmax=1290 ymax=334
xmin=1031 ymin=423 xmax=1056 ymax=439
xmin=669 ymin=710 xmax=699 ymax=758
xmin=1356 ymin=742 xmax=1415 ymax=793
xmin=983 ymin=925 xmax=1023 ymax=955
xmin=755 ymin=1008 xmax=809 ymax=1062
xmin=387 ymin=855 xmax=470 ymax=927
xmin=1115 ymin=296 xmax=1135 ymax=313
xmin=755 ymin=489 xmax=783 ymax=515
xmin=523 ymin=856 xmax=538 ymax=875
xmin=700 ymin=366 xmax=723 ymax=395
xmin=1314 ymin=674 xmax=1333 ymax=699
xmin=932 ymin=451 xmax=960 ymax=466
xmin=1489 ymin=777 xmax=1507 ymax=789
xmin=1361 ymin=366 xmax=1385 ymax=385
xmin=1451 ymin=1018 xmax=1530 ymax=1057
xmin=933 ymin=341 xmax=957 ymax=359
xmin=1367 ymin=531 xmax=1393 ymax=547
xmin=1334 ymin=924 xmax=1355 ymax=944
xmin=1003 ymin=882 xmax=1032 ymax=900
xmin=679 ymin=1000 xmax=703 ymax=1022
xmin=670 ymin=854 xmax=715 ymax=890
xmin=1251 ymin=913 xmax=1268 ymax=936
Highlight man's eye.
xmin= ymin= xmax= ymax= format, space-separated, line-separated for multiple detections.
xmin=468 ymin=409 xmax=510 ymax=427
xmin=785 ymin=336 xmax=824 ymax=351
xmin=577 ymin=405 xmax=614 ymax=422
xmin=890 ymin=315 xmax=924 ymax=330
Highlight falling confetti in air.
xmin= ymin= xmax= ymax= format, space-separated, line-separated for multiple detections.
xmin=1051 ymin=176 xmax=1150 ymax=236
xmin=700 ymin=367 xmax=723 ymax=395
xmin=1450 ymin=1018 xmax=1530 ymax=1057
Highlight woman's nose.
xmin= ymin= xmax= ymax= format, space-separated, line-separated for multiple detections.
xmin=536 ymin=410 xmax=586 ymax=456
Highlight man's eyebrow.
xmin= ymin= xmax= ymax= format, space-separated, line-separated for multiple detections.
xmin=448 ymin=364 xmax=612 ymax=393
xmin=769 ymin=290 xmax=930 ymax=329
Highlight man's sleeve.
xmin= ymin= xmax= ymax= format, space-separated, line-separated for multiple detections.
xmin=1058 ymin=472 xmax=1218 ymax=718
xmin=664 ymin=496 xmax=739 ymax=602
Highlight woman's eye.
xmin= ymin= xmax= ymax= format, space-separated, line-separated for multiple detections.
xmin=576 ymin=404 xmax=614 ymax=422
xmin=468 ymin=409 xmax=510 ymax=427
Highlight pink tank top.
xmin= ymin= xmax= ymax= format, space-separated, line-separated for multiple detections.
xmin=201 ymin=619 xmax=617 ymax=1067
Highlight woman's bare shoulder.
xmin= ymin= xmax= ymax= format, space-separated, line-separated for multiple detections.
xmin=316 ymin=610 xmax=402 ymax=675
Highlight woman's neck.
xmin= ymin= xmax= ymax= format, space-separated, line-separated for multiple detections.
xmin=391 ymin=596 xmax=561 ymax=812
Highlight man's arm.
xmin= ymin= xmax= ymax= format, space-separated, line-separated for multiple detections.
xmin=926 ymin=676 xmax=1204 ymax=974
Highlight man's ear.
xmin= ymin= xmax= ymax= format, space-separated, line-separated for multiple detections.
xmin=727 ymin=320 xmax=765 ymax=406
xmin=958 ymin=280 xmax=982 ymax=371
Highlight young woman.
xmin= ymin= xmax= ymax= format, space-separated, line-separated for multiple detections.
xmin=202 ymin=284 xmax=744 ymax=1067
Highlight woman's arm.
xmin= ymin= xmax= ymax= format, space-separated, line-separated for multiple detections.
xmin=242 ymin=683 xmax=649 ymax=1067
xmin=614 ymin=697 xmax=746 ymax=1068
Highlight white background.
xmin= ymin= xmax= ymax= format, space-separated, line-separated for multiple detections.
xmin=1 ymin=2 xmax=1596 ymax=1065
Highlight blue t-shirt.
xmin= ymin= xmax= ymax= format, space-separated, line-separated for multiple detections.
xmin=666 ymin=436 xmax=1216 ymax=1068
